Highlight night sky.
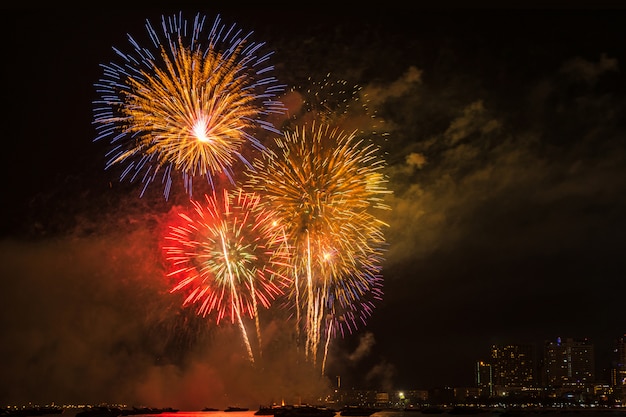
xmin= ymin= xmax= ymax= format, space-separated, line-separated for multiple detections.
xmin=2 ymin=4 xmax=626 ymax=410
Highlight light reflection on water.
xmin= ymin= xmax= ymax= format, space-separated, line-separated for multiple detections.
xmin=152 ymin=410 xmax=626 ymax=417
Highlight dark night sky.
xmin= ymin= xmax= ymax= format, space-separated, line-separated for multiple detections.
xmin=2 ymin=3 xmax=626 ymax=410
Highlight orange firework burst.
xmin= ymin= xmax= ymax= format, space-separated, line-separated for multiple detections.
xmin=245 ymin=122 xmax=390 ymax=372
xmin=94 ymin=12 xmax=284 ymax=199
xmin=162 ymin=188 xmax=291 ymax=362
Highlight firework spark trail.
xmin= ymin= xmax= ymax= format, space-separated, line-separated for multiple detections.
xmin=218 ymin=227 xmax=255 ymax=361
xmin=246 ymin=122 xmax=390 ymax=372
xmin=93 ymin=12 xmax=285 ymax=200
xmin=162 ymin=188 xmax=291 ymax=361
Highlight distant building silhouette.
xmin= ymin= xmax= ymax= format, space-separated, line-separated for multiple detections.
xmin=542 ymin=337 xmax=595 ymax=388
xmin=475 ymin=361 xmax=493 ymax=397
xmin=613 ymin=334 xmax=626 ymax=404
xmin=490 ymin=343 xmax=535 ymax=395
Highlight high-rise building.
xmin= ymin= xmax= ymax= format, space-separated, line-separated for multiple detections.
xmin=475 ymin=361 xmax=493 ymax=397
xmin=543 ymin=337 xmax=595 ymax=388
xmin=616 ymin=334 xmax=626 ymax=385
xmin=614 ymin=334 xmax=626 ymax=404
xmin=490 ymin=344 xmax=535 ymax=391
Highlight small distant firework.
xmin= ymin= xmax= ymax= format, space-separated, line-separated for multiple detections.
xmin=293 ymin=74 xmax=361 ymax=120
xmin=162 ymin=188 xmax=291 ymax=362
xmin=93 ymin=12 xmax=285 ymax=199
xmin=284 ymin=73 xmax=378 ymax=129
xmin=246 ymin=122 xmax=390 ymax=372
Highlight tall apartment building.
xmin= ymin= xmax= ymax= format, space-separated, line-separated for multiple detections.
xmin=614 ymin=334 xmax=626 ymax=404
xmin=542 ymin=337 xmax=595 ymax=388
xmin=475 ymin=361 xmax=493 ymax=397
xmin=616 ymin=334 xmax=626 ymax=385
xmin=490 ymin=344 xmax=535 ymax=392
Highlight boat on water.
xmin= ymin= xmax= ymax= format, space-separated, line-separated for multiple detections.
xmin=273 ymin=406 xmax=336 ymax=417
xmin=339 ymin=406 xmax=380 ymax=417
xmin=255 ymin=407 xmax=285 ymax=416
xmin=224 ymin=408 xmax=249 ymax=413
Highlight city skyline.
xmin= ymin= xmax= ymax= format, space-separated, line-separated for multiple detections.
xmin=391 ymin=332 xmax=625 ymax=391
